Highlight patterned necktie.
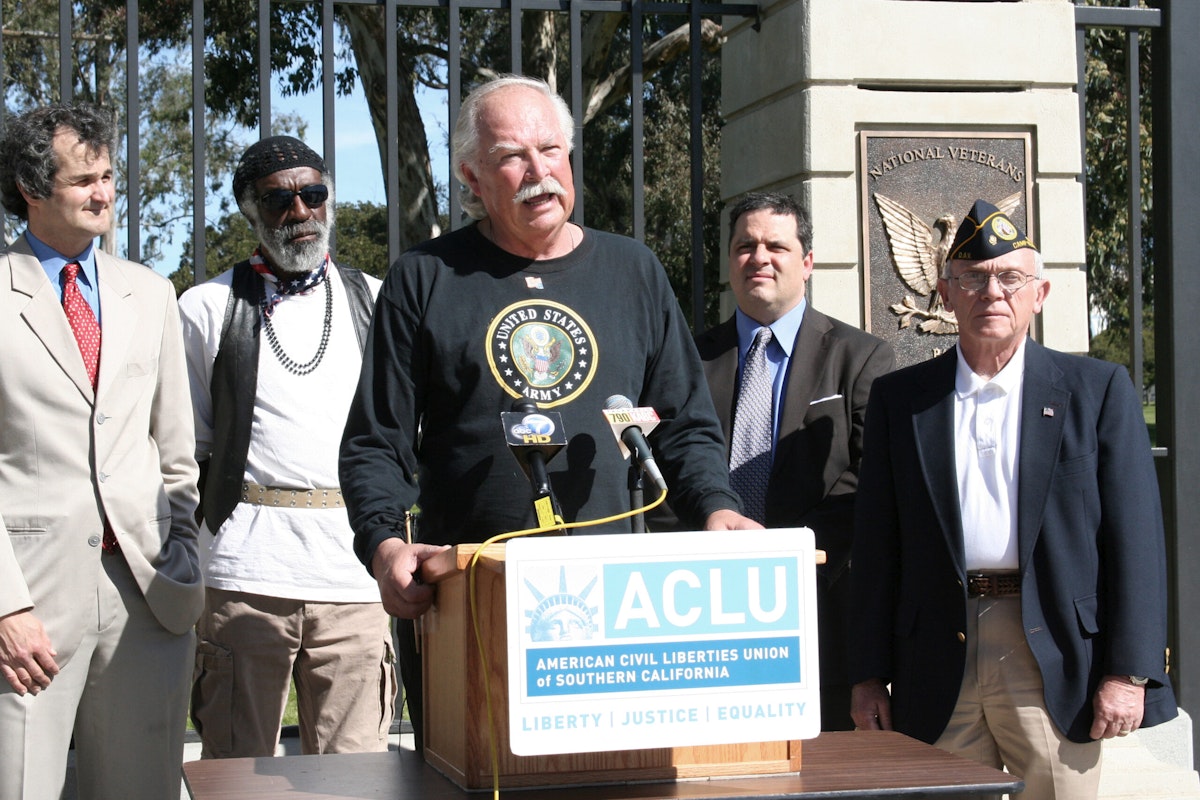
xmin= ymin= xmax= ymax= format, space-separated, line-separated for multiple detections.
xmin=729 ymin=327 xmax=774 ymax=524
xmin=61 ymin=262 xmax=101 ymax=390
xmin=61 ymin=262 xmax=117 ymax=552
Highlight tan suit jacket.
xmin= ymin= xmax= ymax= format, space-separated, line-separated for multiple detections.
xmin=0 ymin=237 xmax=203 ymax=668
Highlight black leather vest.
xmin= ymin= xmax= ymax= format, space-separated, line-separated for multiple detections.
xmin=200 ymin=260 xmax=374 ymax=530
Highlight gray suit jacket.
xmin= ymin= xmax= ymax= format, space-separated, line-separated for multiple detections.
xmin=0 ymin=237 xmax=203 ymax=668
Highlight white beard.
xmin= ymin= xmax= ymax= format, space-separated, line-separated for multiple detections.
xmin=256 ymin=204 xmax=335 ymax=276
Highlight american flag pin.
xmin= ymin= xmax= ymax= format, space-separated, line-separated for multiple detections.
xmin=1043 ymin=407 xmax=1054 ymax=417
xmin=526 ymin=276 xmax=544 ymax=289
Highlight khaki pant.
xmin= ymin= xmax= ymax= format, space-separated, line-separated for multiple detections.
xmin=935 ymin=596 xmax=1102 ymax=800
xmin=0 ymin=553 xmax=194 ymax=800
xmin=191 ymin=588 xmax=396 ymax=758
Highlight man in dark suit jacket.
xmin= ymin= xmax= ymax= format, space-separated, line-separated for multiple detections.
xmin=849 ymin=200 xmax=1175 ymax=797
xmin=694 ymin=192 xmax=894 ymax=731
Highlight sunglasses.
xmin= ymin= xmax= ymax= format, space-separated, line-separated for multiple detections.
xmin=258 ymin=184 xmax=329 ymax=212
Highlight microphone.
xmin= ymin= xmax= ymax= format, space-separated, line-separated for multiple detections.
xmin=602 ymin=395 xmax=668 ymax=492
xmin=501 ymin=399 xmax=567 ymax=527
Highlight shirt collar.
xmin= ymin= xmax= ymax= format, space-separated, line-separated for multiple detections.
xmin=955 ymin=337 xmax=1028 ymax=399
xmin=26 ymin=230 xmax=99 ymax=291
xmin=734 ymin=297 xmax=807 ymax=360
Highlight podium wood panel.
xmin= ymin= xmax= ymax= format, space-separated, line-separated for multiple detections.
xmin=420 ymin=544 xmax=803 ymax=790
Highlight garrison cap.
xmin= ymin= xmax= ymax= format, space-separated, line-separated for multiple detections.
xmin=232 ymin=135 xmax=327 ymax=200
xmin=947 ymin=199 xmax=1038 ymax=261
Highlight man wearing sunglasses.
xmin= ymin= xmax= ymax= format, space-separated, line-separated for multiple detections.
xmin=848 ymin=199 xmax=1176 ymax=797
xmin=178 ymin=136 xmax=395 ymax=759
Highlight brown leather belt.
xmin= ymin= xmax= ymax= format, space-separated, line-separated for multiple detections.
xmin=966 ymin=571 xmax=1021 ymax=598
xmin=241 ymin=482 xmax=344 ymax=509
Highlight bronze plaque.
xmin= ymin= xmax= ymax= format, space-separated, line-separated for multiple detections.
xmin=859 ymin=131 xmax=1034 ymax=368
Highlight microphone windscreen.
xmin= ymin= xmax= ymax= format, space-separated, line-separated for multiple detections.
xmin=604 ymin=394 xmax=634 ymax=411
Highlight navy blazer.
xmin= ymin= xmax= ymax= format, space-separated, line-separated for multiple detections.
xmin=849 ymin=340 xmax=1176 ymax=744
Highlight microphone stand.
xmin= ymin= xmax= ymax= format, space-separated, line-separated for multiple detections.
xmin=628 ymin=462 xmax=646 ymax=533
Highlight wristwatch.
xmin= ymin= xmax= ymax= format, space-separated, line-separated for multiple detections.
xmin=1128 ymin=675 xmax=1150 ymax=686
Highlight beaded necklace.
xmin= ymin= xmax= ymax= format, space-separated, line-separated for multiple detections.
xmin=251 ymin=250 xmax=332 ymax=376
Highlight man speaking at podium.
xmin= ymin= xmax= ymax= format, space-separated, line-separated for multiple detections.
xmin=340 ymin=75 xmax=759 ymax=748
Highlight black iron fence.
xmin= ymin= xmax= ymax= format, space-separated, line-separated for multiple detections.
xmin=1075 ymin=0 xmax=1200 ymax=763
xmin=0 ymin=0 xmax=756 ymax=329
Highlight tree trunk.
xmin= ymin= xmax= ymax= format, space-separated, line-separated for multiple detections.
xmin=524 ymin=11 xmax=558 ymax=91
xmin=340 ymin=5 xmax=440 ymax=251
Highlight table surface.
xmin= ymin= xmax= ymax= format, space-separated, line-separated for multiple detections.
xmin=182 ymin=731 xmax=1022 ymax=798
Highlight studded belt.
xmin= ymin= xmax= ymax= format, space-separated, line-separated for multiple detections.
xmin=966 ymin=571 xmax=1021 ymax=598
xmin=241 ymin=482 xmax=344 ymax=509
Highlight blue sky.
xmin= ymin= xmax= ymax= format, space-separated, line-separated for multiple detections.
xmin=272 ymin=80 xmax=449 ymax=212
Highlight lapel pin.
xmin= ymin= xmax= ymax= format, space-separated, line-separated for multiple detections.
xmin=526 ymin=276 xmax=544 ymax=290
xmin=1042 ymin=407 xmax=1054 ymax=418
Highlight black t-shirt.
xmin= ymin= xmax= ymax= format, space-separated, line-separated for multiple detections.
xmin=340 ymin=224 xmax=739 ymax=563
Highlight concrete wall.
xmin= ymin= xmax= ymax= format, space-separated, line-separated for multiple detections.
xmin=721 ymin=0 xmax=1087 ymax=353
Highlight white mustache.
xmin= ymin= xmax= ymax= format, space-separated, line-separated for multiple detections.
xmin=513 ymin=177 xmax=566 ymax=204
xmin=282 ymin=222 xmax=322 ymax=239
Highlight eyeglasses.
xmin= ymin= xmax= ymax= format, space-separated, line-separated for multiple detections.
xmin=950 ymin=270 xmax=1038 ymax=294
xmin=257 ymin=184 xmax=329 ymax=212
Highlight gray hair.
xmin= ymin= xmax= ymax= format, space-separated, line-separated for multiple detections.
xmin=0 ymin=102 xmax=116 ymax=222
xmin=451 ymin=75 xmax=575 ymax=220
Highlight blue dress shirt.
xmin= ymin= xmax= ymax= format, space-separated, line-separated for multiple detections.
xmin=26 ymin=230 xmax=102 ymax=324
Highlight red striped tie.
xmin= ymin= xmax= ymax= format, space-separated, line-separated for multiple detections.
xmin=61 ymin=262 xmax=117 ymax=553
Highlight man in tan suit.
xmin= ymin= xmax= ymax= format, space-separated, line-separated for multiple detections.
xmin=0 ymin=102 xmax=203 ymax=799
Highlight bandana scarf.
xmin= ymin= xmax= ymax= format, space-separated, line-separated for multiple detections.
xmin=250 ymin=249 xmax=329 ymax=318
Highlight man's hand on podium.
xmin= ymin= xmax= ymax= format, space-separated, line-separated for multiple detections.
xmin=703 ymin=509 xmax=764 ymax=531
xmin=850 ymin=679 xmax=894 ymax=731
xmin=372 ymin=538 xmax=449 ymax=618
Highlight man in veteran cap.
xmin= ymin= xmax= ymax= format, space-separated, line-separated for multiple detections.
xmin=848 ymin=200 xmax=1176 ymax=796
xmin=179 ymin=136 xmax=394 ymax=757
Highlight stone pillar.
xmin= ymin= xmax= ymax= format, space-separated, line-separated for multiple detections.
xmin=721 ymin=0 xmax=1087 ymax=361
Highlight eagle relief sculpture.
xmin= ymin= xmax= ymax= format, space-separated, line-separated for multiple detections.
xmin=874 ymin=191 xmax=1022 ymax=335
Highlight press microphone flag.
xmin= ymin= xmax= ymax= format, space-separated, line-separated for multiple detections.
xmin=602 ymin=395 xmax=668 ymax=492
xmin=502 ymin=400 xmax=567 ymax=527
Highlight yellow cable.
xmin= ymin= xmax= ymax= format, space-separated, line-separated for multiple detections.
xmin=466 ymin=485 xmax=669 ymax=799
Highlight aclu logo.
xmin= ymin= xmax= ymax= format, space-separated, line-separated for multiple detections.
xmin=512 ymin=413 xmax=556 ymax=444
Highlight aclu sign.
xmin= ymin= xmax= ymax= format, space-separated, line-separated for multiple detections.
xmin=506 ymin=529 xmax=820 ymax=756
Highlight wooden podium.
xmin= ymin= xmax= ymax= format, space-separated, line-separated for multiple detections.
xmin=420 ymin=543 xmax=805 ymax=791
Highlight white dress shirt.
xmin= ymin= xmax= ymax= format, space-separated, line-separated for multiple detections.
xmin=954 ymin=340 xmax=1027 ymax=571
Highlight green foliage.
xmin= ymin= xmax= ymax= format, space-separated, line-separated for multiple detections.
xmin=332 ymin=202 xmax=392 ymax=278
xmin=168 ymin=210 xmax=257 ymax=297
xmin=1083 ymin=9 xmax=1154 ymax=388
xmin=1088 ymin=310 xmax=1155 ymax=390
